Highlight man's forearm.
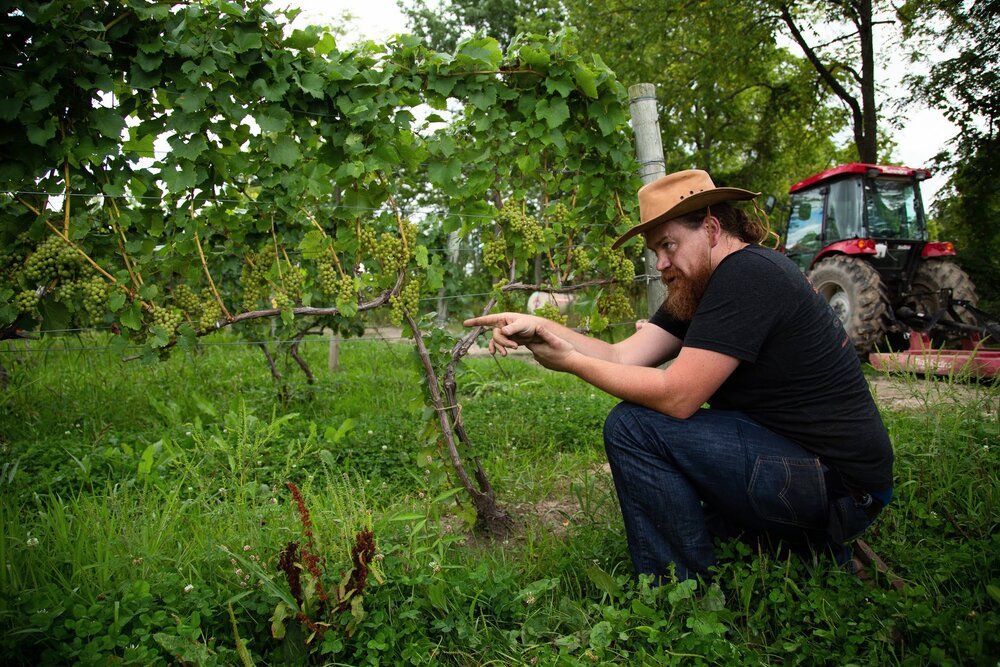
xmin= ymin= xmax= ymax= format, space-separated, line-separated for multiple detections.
xmin=537 ymin=320 xmax=620 ymax=363
xmin=564 ymin=351 xmax=692 ymax=417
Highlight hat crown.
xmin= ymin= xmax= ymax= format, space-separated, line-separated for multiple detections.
xmin=638 ymin=169 xmax=716 ymax=224
xmin=611 ymin=169 xmax=759 ymax=249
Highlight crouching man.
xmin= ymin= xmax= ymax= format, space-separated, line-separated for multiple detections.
xmin=466 ymin=169 xmax=893 ymax=581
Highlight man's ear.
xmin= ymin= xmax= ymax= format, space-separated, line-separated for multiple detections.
xmin=704 ymin=215 xmax=722 ymax=248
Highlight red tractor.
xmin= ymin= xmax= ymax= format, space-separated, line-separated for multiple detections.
xmin=774 ymin=163 xmax=999 ymax=374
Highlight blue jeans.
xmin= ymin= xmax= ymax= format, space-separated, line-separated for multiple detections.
xmin=603 ymin=402 xmax=880 ymax=581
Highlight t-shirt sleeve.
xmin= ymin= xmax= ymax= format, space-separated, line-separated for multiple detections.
xmin=648 ymin=302 xmax=689 ymax=339
xmin=683 ymin=252 xmax=792 ymax=363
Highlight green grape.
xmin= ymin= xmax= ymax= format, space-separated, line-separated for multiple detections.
xmin=280 ymin=261 xmax=305 ymax=303
xmin=15 ymin=289 xmax=39 ymax=313
xmin=199 ymin=294 xmax=223 ymax=331
xmin=172 ymin=284 xmax=201 ymax=316
xmin=534 ymin=301 xmax=567 ymax=326
xmin=597 ymin=286 xmax=634 ymax=323
xmin=358 ymin=225 xmax=378 ymax=256
xmin=482 ymin=233 xmax=508 ymax=270
xmin=599 ymin=247 xmax=636 ymax=284
xmin=336 ymin=274 xmax=355 ymax=305
xmin=80 ymin=276 xmax=108 ymax=322
xmin=497 ymin=204 xmax=544 ymax=252
xmin=317 ymin=258 xmax=339 ymax=299
xmin=572 ymin=247 xmax=593 ymax=273
xmin=272 ymin=290 xmax=293 ymax=310
xmin=375 ymin=232 xmax=406 ymax=273
xmin=388 ymin=278 xmax=421 ymax=325
xmin=547 ymin=202 xmax=571 ymax=226
xmin=150 ymin=304 xmax=183 ymax=337
xmin=240 ymin=250 xmax=273 ymax=311
xmin=23 ymin=235 xmax=83 ymax=283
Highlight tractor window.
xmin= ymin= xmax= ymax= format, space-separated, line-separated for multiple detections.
xmin=786 ymin=189 xmax=825 ymax=255
xmin=825 ymin=178 xmax=863 ymax=241
xmin=865 ymin=179 xmax=923 ymax=240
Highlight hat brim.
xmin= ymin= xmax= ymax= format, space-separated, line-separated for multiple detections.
xmin=611 ymin=187 xmax=759 ymax=250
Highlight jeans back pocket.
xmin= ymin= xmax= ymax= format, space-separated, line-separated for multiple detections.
xmin=747 ymin=454 xmax=828 ymax=529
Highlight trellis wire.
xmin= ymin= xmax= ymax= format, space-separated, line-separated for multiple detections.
xmin=0 ymin=320 xmax=641 ymax=355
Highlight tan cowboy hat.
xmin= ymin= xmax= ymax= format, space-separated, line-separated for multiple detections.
xmin=612 ymin=169 xmax=759 ymax=249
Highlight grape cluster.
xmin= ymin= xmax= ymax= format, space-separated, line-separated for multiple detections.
xmin=597 ymin=286 xmax=633 ymax=322
xmin=374 ymin=232 xmax=408 ymax=273
xmin=571 ymin=247 xmax=593 ymax=273
xmin=15 ymin=289 xmax=39 ymax=313
xmin=150 ymin=304 xmax=183 ymax=336
xmin=78 ymin=277 xmax=109 ymax=322
xmin=23 ymin=235 xmax=83 ymax=283
xmin=482 ymin=232 xmax=507 ymax=270
xmin=358 ymin=225 xmax=378 ymax=256
xmin=534 ymin=302 xmax=567 ymax=326
xmin=172 ymin=284 xmax=201 ymax=316
xmin=279 ymin=263 xmax=305 ymax=303
xmin=547 ymin=202 xmax=571 ymax=226
xmin=335 ymin=274 xmax=355 ymax=305
xmin=498 ymin=205 xmax=544 ymax=252
xmin=272 ymin=291 xmax=293 ymax=310
xmin=199 ymin=295 xmax=223 ymax=330
xmin=600 ymin=247 xmax=636 ymax=284
xmin=317 ymin=257 xmax=340 ymax=299
xmin=389 ymin=278 xmax=421 ymax=325
xmin=240 ymin=251 xmax=273 ymax=311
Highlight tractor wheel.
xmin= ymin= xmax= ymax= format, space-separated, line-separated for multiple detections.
xmin=908 ymin=259 xmax=980 ymax=335
xmin=807 ymin=255 xmax=891 ymax=355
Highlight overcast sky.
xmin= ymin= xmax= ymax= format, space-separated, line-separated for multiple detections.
xmin=272 ymin=0 xmax=958 ymax=205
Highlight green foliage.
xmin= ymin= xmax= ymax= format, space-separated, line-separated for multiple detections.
xmin=1 ymin=1 xmax=641 ymax=353
xmin=399 ymin=0 xmax=566 ymax=52
xmin=903 ymin=0 xmax=999 ymax=312
xmin=1 ymin=341 xmax=998 ymax=663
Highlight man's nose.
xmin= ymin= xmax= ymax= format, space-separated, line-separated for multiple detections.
xmin=656 ymin=254 xmax=670 ymax=271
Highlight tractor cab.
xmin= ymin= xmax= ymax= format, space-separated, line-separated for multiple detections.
xmin=783 ymin=163 xmax=935 ymax=296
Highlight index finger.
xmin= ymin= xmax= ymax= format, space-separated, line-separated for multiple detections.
xmin=463 ymin=315 xmax=507 ymax=327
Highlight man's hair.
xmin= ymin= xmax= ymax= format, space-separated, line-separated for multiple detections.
xmin=675 ymin=202 xmax=774 ymax=245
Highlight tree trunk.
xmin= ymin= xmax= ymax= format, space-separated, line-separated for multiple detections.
xmin=858 ymin=0 xmax=878 ymax=163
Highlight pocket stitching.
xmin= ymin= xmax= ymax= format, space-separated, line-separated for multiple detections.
xmin=748 ymin=455 xmax=825 ymax=528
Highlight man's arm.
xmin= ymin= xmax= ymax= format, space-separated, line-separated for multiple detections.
xmin=527 ymin=326 xmax=739 ymax=419
xmin=463 ymin=313 xmax=681 ymax=367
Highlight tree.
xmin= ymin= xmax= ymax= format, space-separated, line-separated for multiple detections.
xmin=399 ymin=0 xmax=852 ymax=200
xmin=397 ymin=0 xmax=564 ymax=52
xmin=902 ymin=0 xmax=999 ymax=310
xmin=776 ymin=0 xmax=899 ymax=163
xmin=566 ymin=0 xmax=850 ymax=197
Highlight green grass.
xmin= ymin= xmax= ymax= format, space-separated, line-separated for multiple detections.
xmin=1 ymin=334 xmax=998 ymax=665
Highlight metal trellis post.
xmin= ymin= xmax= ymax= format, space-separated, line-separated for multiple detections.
xmin=628 ymin=83 xmax=667 ymax=317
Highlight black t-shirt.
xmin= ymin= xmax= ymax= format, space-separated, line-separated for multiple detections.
xmin=649 ymin=245 xmax=893 ymax=491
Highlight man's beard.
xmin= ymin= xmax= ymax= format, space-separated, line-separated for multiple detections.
xmin=661 ymin=261 xmax=712 ymax=321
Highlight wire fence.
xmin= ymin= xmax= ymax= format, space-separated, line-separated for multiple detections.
xmin=0 ymin=320 xmax=641 ymax=355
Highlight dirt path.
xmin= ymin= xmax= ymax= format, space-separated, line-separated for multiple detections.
xmin=867 ymin=374 xmax=995 ymax=412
